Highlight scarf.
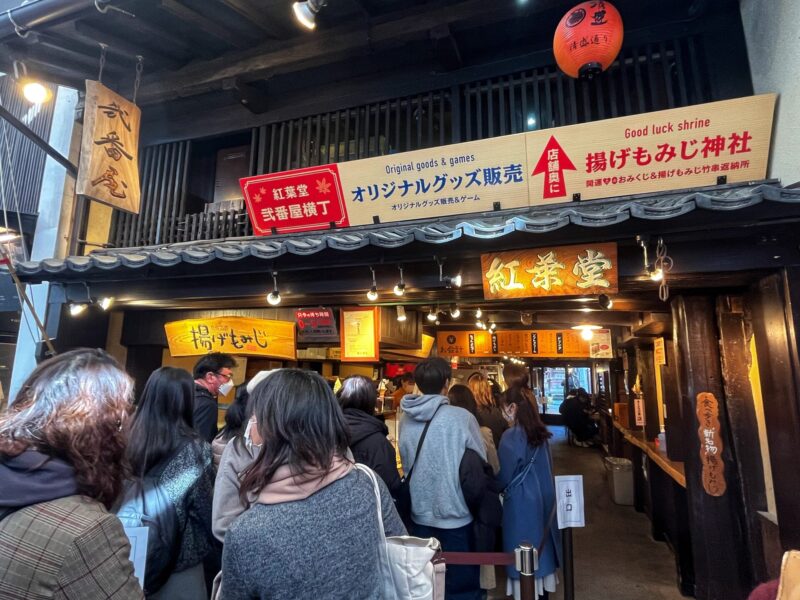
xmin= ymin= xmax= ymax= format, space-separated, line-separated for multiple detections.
xmin=257 ymin=455 xmax=353 ymax=505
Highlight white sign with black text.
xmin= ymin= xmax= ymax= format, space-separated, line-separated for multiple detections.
xmin=555 ymin=475 xmax=585 ymax=529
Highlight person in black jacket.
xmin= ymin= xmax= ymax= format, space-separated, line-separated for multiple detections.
xmin=193 ymin=353 xmax=237 ymax=443
xmin=337 ymin=375 xmax=401 ymax=495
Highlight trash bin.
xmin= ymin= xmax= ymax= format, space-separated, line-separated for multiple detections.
xmin=604 ymin=457 xmax=634 ymax=505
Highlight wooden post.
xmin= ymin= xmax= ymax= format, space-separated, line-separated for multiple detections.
xmin=661 ymin=339 xmax=687 ymax=462
xmin=636 ymin=346 xmax=661 ymax=441
xmin=716 ymin=295 xmax=768 ymax=582
xmin=747 ymin=271 xmax=800 ymax=551
xmin=671 ymin=295 xmax=753 ymax=599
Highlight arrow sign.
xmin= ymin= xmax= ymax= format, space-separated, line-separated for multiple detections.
xmin=532 ymin=135 xmax=576 ymax=199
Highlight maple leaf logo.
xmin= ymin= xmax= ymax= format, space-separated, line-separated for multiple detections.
xmin=253 ymin=193 xmax=263 ymax=202
xmin=315 ymin=178 xmax=332 ymax=195
xmin=259 ymin=186 xmax=267 ymax=194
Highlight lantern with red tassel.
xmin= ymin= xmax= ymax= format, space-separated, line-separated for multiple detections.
xmin=553 ymin=1 xmax=624 ymax=79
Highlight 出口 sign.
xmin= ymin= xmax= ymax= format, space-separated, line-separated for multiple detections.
xmin=481 ymin=242 xmax=618 ymax=300
xmin=76 ymin=81 xmax=141 ymax=214
xmin=164 ymin=316 xmax=295 ymax=360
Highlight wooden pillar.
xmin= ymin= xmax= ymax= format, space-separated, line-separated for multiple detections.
xmin=747 ymin=271 xmax=800 ymax=550
xmin=661 ymin=339 xmax=687 ymax=461
xmin=671 ymin=295 xmax=753 ymax=600
xmin=636 ymin=346 xmax=661 ymax=441
xmin=716 ymin=295 xmax=768 ymax=582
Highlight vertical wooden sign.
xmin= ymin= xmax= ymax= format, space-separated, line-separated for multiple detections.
xmin=696 ymin=392 xmax=727 ymax=496
xmin=76 ymin=81 xmax=141 ymax=214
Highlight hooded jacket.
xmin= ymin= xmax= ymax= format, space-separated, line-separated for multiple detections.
xmin=399 ymin=394 xmax=486 ymax=529
xmin=0 ymin=450 xmax=79 ymax=514
xmin=343 ymin=408 xmax=401 ymax=494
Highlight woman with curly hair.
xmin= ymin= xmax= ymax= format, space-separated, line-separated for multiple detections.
xmin=0 ymin=348 xmax=142 ymax=599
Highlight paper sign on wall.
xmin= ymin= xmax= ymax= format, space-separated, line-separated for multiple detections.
xmin=555 ymin=475 xmax=585 ymax=529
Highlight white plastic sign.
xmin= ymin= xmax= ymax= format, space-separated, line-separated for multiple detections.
xmin=555 ymin=475 xmax=585 ymax=529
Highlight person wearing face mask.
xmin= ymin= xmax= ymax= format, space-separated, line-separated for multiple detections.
xmin=193 ymin=353 xmax=237 ymax=443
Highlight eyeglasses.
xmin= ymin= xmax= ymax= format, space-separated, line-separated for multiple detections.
xmin=215 ymin=372 xmax=233 ymax=382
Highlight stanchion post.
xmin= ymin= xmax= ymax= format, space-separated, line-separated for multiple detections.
xmin=515 ymin=542 xmax=537 ymax=600
xmin=563 ymin=528 xmax=575 ymax=600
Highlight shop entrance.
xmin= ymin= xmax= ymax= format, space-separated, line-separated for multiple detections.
xmin=531 ymin=363 xmax=594 ymax=417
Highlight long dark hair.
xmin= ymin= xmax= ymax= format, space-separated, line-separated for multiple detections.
xmin=500 ymin=386 xmax=552 ymax=447
xmin=447 ymin=384 xmax=478 ymax=418
xmin=127 ymin=367 xmax=197 ymax=478
xmin=222 ymin=384 xmax=250 ymax=439
xmin=0 ymin=348 xmax=133 ymax=508
xmin=239 ymin=369 xmax=350 ymax=505
xmin=337 ymin=375 xmax=377 ymax=414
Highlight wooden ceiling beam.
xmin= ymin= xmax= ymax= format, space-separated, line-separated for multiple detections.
xmin=136 ymin=0 xmax=533 ymax=104
xmin=69 ymin=21 xmax=184 ymax=70
xmin=158 ymin=0 xmax=256 ymax=50
xmin=220 ymin=0 xmax=291 ymax=40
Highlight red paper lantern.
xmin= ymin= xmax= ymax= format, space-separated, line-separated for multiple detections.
xmin=554 ymin=1 xmax=624 ymax=79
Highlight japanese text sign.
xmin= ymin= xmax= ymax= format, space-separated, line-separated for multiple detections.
xmin=437 ymin=328 xmax=611 ymax=359
xmin=296 ymin=307 xmax=339 ymax=344
xmin=555 ymin=475 xmax=585 ymax=529
xmin=696 ymin=392 xmax=727 ymax=497
xmin=654 ymin=337 xmax=667 ymax=366
xmin=481 ymin=243 xmax=618 ymax=300
xmin=164 ymin=316 xmax=295 ymax=360
xmin=77 ymin=81 xmax=141 ymax=214
xmin=340 ymin=307 xmax=380 ymax=363
xmin=239 ymin=95 xmax=774 ymax=236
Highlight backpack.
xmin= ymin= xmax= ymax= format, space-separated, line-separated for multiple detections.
xmin=116 ymin=443 xmax=190 ymax=595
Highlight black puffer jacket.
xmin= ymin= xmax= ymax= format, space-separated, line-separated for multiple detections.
xmin=343 ymin=408 xmax=401 ymax=495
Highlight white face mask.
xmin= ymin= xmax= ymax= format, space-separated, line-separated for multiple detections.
xmin=218 ymin=380 xmax=234 ymax=396
xmin=244 ymin=417 xmax=262 ymax=453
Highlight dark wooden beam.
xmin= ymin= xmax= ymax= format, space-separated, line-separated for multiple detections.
xmin=661 ymin=339 xmax=686 ymax=461
xmin=0 ymin=105 xmax=78 ymax=177
xmin=69 ymin=21 xmax=184 ymax=70
xmin=158 ymin=0 xmax=256 ymax=50
xmin=136 ymin=0 xmax=533 ymax=104
xmin=220 ymin=0 xmax=291 ymax=39
xmin=636 ymin=345 xmax=661 ymax=440
xmin=430 ymin=23 xmax=462 ymax=71
xmin=671 ymin=295 xmax=754 ymax=599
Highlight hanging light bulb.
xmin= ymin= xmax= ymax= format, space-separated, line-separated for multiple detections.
xmin=396 ymin=306 xmax=407 ymax=322
xmin=393 ymin=266 xmax=406 ymax=297
xmin=267 ymin=272 xmax=282 ymax=306
xmin=476 ymin=320 xmax=484 ymax=329
xmin=69 ymin=303 xmax=88 ymax=317
xmin=489 ymin=321 xmax=497 ymax=331
xmin=572 ymin=324 xmax=601 ymax=341
xmin=99 ymin=297 xmax=114 ymax=311
xmin=648 ymin=265 xmax=664 ymax=282
xmin=475 ymin=308 xmax=482 ymax=319
xmin=427 ymin=307 xmax=438 ymax=322
xmin=437 ymin=258 xmax=462 ymax=289
xmin=366 ymin=267 xmax=379 ymax=301
xmin=450 ymin=305 xmax=461 ymax=319
xmin=435 ymin=319 xmax=441 ymax=326
xmin=292 ymin=0 xmax=327 ymax=30
xmin=598 ymin=294 xmax=613 ymax=309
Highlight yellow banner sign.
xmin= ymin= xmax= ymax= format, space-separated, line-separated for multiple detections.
xmin=481 ymin=242 xmax=618 ymax=300
xmin=77 ymin=81 xmax=141 ymax=214
xmin=437 ymin=329 xmax=612 ymax=359
xmin=165 ymin=316 xmax=295 ymax=359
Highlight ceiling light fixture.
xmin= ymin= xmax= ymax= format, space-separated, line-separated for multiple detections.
xmin=450 ymin=305 xmax=461 ymax=319
xmin=267 ymin=272 xmax=282 ymax=306
xmin=572 ymin=324 xmax=601 ymax=341
xmin=475 ymin=308 xmax=482 ymax=319
xmin=393 ymin=266 xmax=406 ymax=297
xmin=292 ymin=0 xmax=327 ymax=30
xmin=366 ymin=267 xmax=379 ymax=301
xmin=396 ymin=305 xmax=407 ymax=322
xmin=598 ymin=294 xmax=613 ymax=309
xmin=99 ymin=297 xmax=114 ymax=311
xmin=437 ymin=257 xmax=462 ymax=289
xmin=489 ymin=321 xmax=497 ymax=331
xmin=427 ymin=307 xmax=438 ymax=322
xmin=13 ymin=62 xmax=52 ymax=105
xmin=69 ymin=303 xmax=88 ymax=317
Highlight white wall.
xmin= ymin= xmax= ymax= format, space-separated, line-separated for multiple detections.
xmin=741 ymin=0 xmax=800 ymax=185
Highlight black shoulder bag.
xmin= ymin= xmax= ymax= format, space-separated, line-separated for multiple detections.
xmin=395 ymin=404 xmax=442 ymax=528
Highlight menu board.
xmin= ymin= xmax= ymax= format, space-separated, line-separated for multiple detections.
xmin=340 ymin=307 xmax=380 ymax=362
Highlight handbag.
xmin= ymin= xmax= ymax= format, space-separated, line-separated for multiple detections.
xmin=356 ymin=464 xmax=445 ymax=600
xmin=395 ymin=404 xmax=442 ymax=527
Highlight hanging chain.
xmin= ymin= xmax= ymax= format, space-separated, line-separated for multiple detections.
xmin=654 ymin=237 xmax=674 ymax=302
xmin=132 ymin=56 xmax=144 ymax=104
xmin=7 ymin=10 xmax=31 ymax=39
xmin=98 ymin=43 xmax=108 ymax=83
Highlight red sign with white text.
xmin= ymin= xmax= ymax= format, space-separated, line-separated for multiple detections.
xmin=240 ymin=165 xmax=350 ymax=235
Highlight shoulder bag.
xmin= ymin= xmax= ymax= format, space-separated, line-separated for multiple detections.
xmin=395 ymin=404 xmax=442 ymax=527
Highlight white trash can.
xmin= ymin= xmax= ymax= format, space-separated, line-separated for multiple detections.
xmin=604 ymin=457 xmax=634 ymax=505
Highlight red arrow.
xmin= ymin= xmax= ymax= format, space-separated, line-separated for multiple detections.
xmin=532 ymin=135 xmax=576 ymax=199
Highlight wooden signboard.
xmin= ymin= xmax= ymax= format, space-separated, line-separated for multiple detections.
xmin=164 ymin=316 xmax=295 ymax=360
xmin=436 ymin=328 xmax=610 ymax=358
xmin=654 ymin=337 xmax=667 ymax=366
xmin=76 ymin=81 xmax=141 ymax=214
xmin=696 ymin=392 xmax=727 ymax=497
xmin=480 ymin=243 xmax=618 ymax=300
xmin=340 ymin=307 xmax=380 ymax=362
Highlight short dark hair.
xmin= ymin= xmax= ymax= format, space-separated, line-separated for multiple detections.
xmin=400 ymin=372 xmax=415 ymax=384
xmin=222 ymin=384 xmax=250 ymax=439
xmin=414 ymin=357 xmax=452 ymax=395
xmin=193 ymin=352 xmax=236 ymax=379
xmin=337 ymin=375 xmax=377 ymax=414
xmin=447 ymin=384 xmax=477 ymax=418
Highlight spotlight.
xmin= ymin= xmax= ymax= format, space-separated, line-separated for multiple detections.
xmin=427 ymin=308 xmax=438 ymax=322
xmin=393 ymin=266 xmax=406 ymax=297
xmin=475 ymin=308 xmax=482 ymax=319
xmin=366 ymin=267 xmax=379 ymax=301
xmin=22 ymin=81 xmax=51 ymax=104
xmin=598 ymin=294 xmax=613 ymax=309
xmin=437 ymin=258 xmax=462 ymax=288
xmin=292 ymin=0 xmax=327 ymax=30
xmin=267 ymin=272 xmax=282 ymax=306
xmin=69 ymin=303 xmax=88 ymax=317
xmin=99 ymin=297 xmax=114 ymax=311
xmin=648 ymin=265 xmax=664 ymax=282
xmin=435 ymin=319 xmax=441 ymax=326
xmin=396 ymin=306 xmax=407 ymax=322
xmin=489 ymin=321 xmax=497 ymax=331
xmin=449 ymin=305 xmax=461 ymax=319
xmin=476 ymin=320 xmax=484 ymax=329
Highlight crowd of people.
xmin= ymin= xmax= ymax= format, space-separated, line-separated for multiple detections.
xmin=0 ymin=349 xmax=561 ymax=600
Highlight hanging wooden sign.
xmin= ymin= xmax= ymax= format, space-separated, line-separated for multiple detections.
xmin=76 ymin=81 xmax=141 ymax=214
xmin=164 ymin=316 xmax=295 ymax=359
xmin=480 ymin=242 xmax=618 ymax=300
xmin=696 ymin=392 xmax=727 ymax=497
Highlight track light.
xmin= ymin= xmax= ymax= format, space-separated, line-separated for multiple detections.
xmin=476 ymin=320 xmax=485 ymax=329
xmin=69 ymin=303 xmax=88 ymax=317
xmin=489 ymin=321 xmax=497 ymax=331
xmin=292 ymin=0 xmax=327 ymax=30
xmin=99 ymin=297 xmax=114 ymax=311
xmin=598 ymin=294 xmax=613 ymax=310
xmin=396 ymin=306 xmax=407 ymax=322
xmin=366 ymin=267 xmax=379 ymax=301
xmin=450 ymin=305 xmax=461 ymax=319
xmin=427 ymin=308 xmax=438 ymax=322
xmin=267 ymin=272 xmax=282 ymax=306
xmin=475 ymin=308 xmax=482 ymax=319
xmin=437 ymin=258 xmax=462 ymax=289
xmin=393 ymin=266 xmax=406 ymax=297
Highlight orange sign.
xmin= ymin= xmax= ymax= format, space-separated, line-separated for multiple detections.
xmin=164 ymin=316 xmax=296 ymax=359
xmin=340 ymin=307 xmax=380 ymax=362
xmin=481 ymin=243 xmax=618 ymax=300
xmin=436 ymin=329 xmax=611 ymax=358
xmin=696 ymin=392 xmax=727 ymax=497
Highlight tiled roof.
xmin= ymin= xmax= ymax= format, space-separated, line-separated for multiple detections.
xmin=16 ymin=182 xmax=800 ymax=279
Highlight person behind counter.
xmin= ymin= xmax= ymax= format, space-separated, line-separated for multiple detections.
xmin=391 ymin=372 xmax=416 ymax=410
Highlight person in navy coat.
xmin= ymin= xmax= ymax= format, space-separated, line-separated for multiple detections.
xmin=497 ymin=369 xmax=561 ymax=600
